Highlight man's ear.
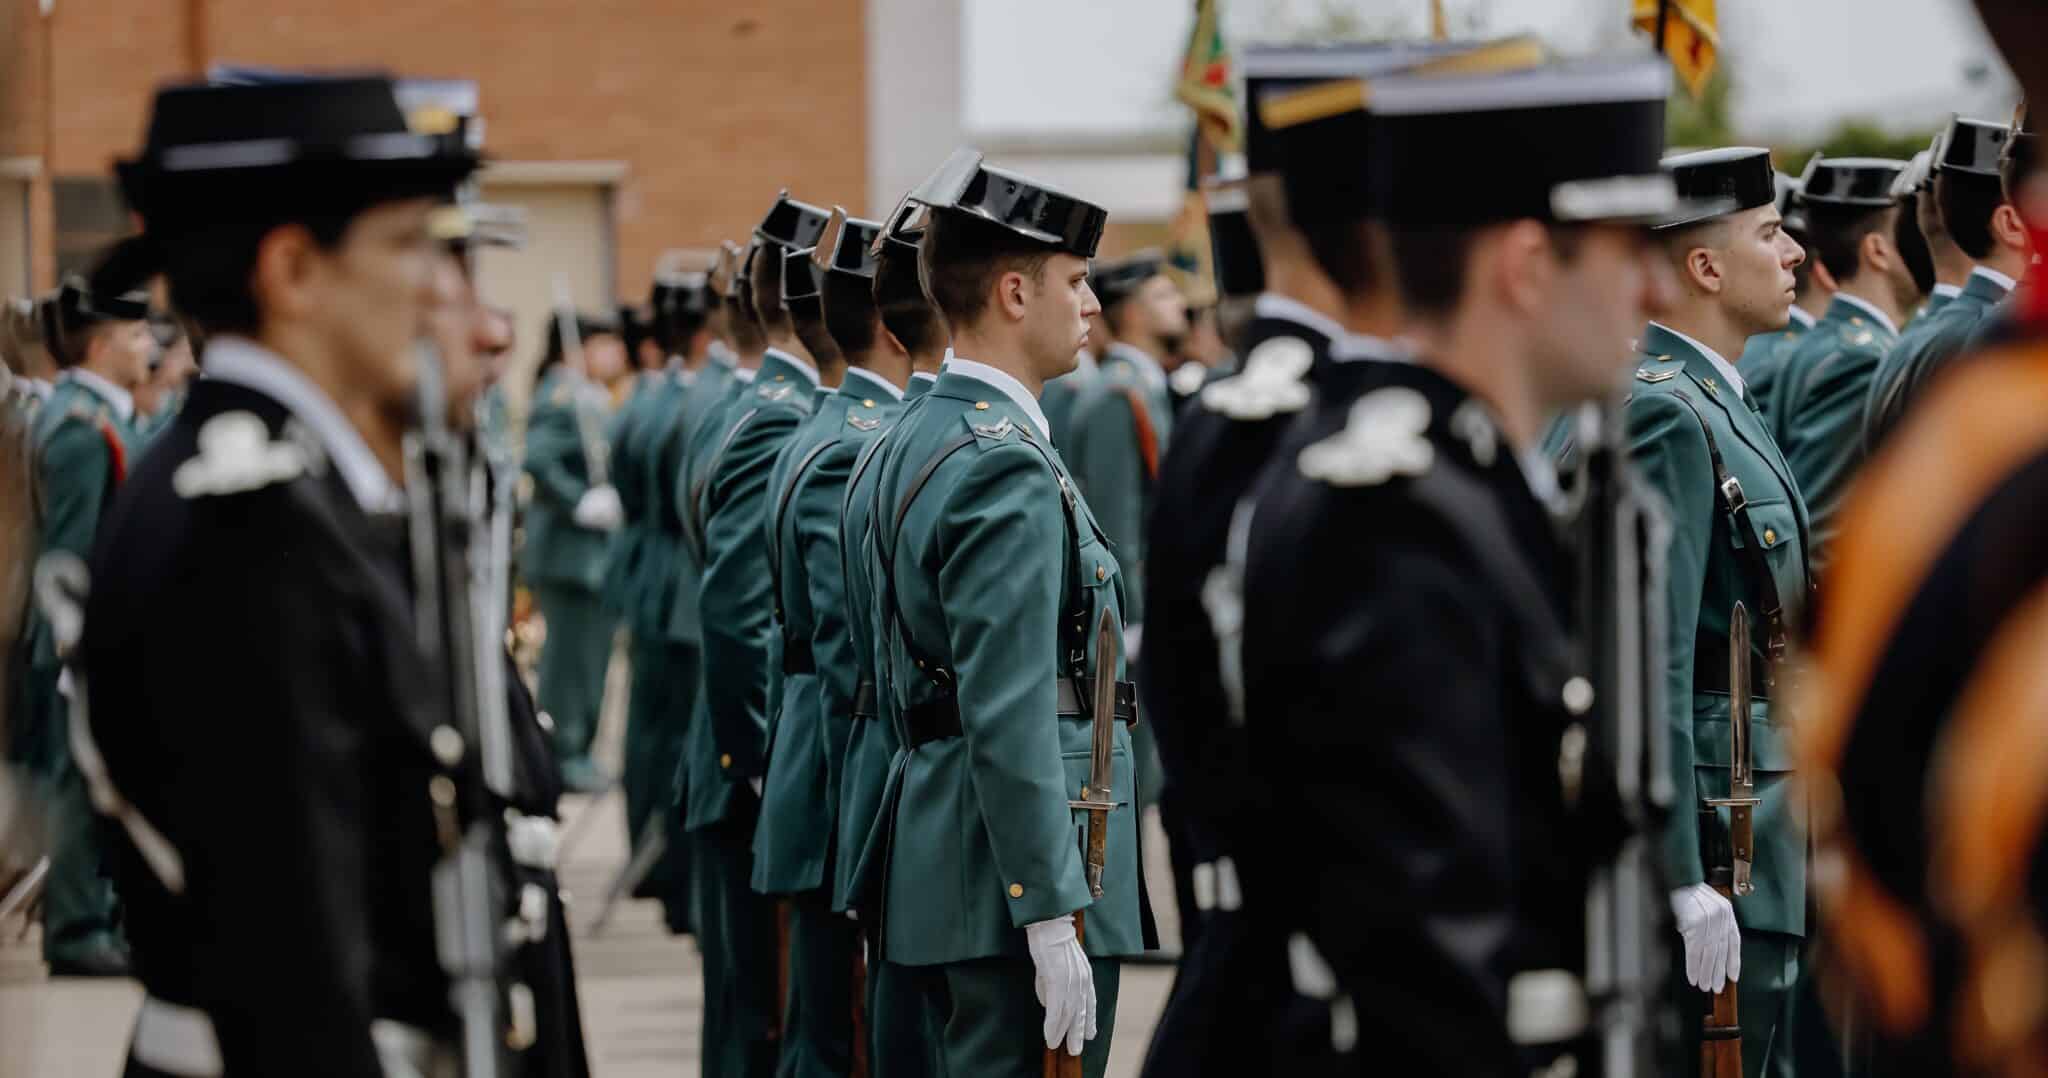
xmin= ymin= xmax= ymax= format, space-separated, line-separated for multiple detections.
xmin=1860 ymin=226 xmax=1895 ymax=277
xmin=1491 ymin=219 xmax=1551 ymax=317
xmin=876 ymin=316 xmax=911 ymax=359
xmin=994 ymin=268 xmax=1030 ymax=323
xmin=249 ymin=222 xmax=320 ymax=325
xmin=1685 ymin=245 xmax=1723 ymax=297
xmin=1992 ymin=201 xmax=2031 ymax=253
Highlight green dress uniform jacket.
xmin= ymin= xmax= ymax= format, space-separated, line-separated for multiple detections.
xmin=688 ymin=348 xmax=819 ymax=823
xmin=675 ymin=365 xmax=756 ymax=833
xmin=1629 ymin=324 xmax=1812 ymax=934
xmin=752 ymin=381 xmax=840 ymax=895
xmin=599 ymin=371 xmax=664 ymax=619
xmin=23 ymin=373 xmax=131 ymax=965
xmin=756 ymin=367 xmax=899 ymax=899
xmin=1862 ymin=270 xmax=2012 ymax=453
xmin=834 ymin=374 xmax=930 ymax=915
xmin=1735 ymin=306 xmax=1815 ymax=429
xmin=1629 ymin=325 xmax=1814 ymax=1076
xmin=1063 ymin=344 xmax=1173 ymax=627
xmin=1773 ymin=295 xmax=1899 ymax=557
xmin=520 ymin=367 xmax=613 ymax=592
xmin=867 ymin=364 xmax=1155 ymax=968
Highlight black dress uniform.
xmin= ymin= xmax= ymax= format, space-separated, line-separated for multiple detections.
xmin=75 ymin=76 xmax=481 ymax=1077
xmin=1235 ymin=54 xmax=1688 ymax=1076
xmin=1137 ymin=39 xmax=1448 ymax=1078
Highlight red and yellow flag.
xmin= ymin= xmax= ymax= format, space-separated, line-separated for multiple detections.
xmin=1633 ymin=0 xmax=1720 ymax=99
xmin=1175 ymin=0 xmax=1240 ymax=154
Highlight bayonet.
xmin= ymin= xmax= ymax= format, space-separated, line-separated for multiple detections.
xmin=1706 ymin=603 xmax=1761 ymax=896
xmin=1072 ymin=607 xmax=1121 ymax=899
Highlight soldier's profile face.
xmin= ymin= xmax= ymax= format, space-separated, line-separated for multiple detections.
xmin=97 ymin=319 xmax=156 ymax=390
xmin=1713 ymin=204 xmax=1803 ymax=336
xmin=306 ymin=196 xmax=444 ymax=411
xmin=1019 ymin=252 xmax=1097 ymax=381
xmin=1134 ymin=275 xmax=1190 ymax=341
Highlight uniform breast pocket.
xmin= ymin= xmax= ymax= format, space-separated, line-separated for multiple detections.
xmin=1725 ymin=496 xmax=1804 ymax=609
xmin=1075 ymin=534 xmax=1124 ymax=624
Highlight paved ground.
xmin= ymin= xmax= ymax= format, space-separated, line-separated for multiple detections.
xmin=0 ymin=652 xmax=1177 ymax=1077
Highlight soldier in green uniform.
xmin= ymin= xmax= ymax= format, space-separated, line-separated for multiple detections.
xmin=1628 ymin=147 xmax=1814 ymax=1078
xmin=683 ymin=192 xmax=830 ymax=1078
xmin=131 ymin=318 xmax=197 ymax=448
xmin=520 ymin=311 xmax=628 ymax=792
xmin=866 ymin=149 xmax=1154 ymax=1078
xmin=1738 ymin=174 xmax=1833 ymax=425
xmin=1772 ymin=156 xmax=1914 ymax=558
xmin=835 ymin=214 xmax=947 ymax=1078
xmin=1065 ymin=249 xmax=1184 ymax=631
xmin=23 ymin=276 xmax=154 ymax=975
xmin=614 ymin=273 xmax=713 ymax=920
xmin=753 ymin=212 xmax=892 ymax=1078
xmin=1862 ymin=116 xmax=2031 ymax=451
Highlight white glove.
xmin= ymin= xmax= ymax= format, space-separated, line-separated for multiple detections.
xmin=1669 ymin=883 xmax=1742 ymax=993
xmin=748 ymin=776 xmax=764 ymax=798
xmin=1026 ymin=914 xmax=1097 ymax=1056
xmin=573 ymin=485 xmax=624 ymax=531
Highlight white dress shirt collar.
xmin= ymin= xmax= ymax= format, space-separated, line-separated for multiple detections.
xmin=1971 ymin=264 xmax=2018 ymax=295
xmin=764 ymin=346 xmax=821 ymax=388
xmin=940 ymin=354 xmax=1053 ymax=440
xmin=61 ymin=367 xmax=135 ymax=422
xmin=1253 ymin=293 xmax=1349 ymax=345
xmin=1649 ymin=321 xmax=1747 ymax=397
xmin=1787 ymin=305 xmax=1818 ymax=329
xmin=909 ymin=371 xmax=938 ymax=386
xmin=201 ymin=336 xmax=402 ymax=513
xmin=1932 ymin=283 xmax=1964 ymax=301
xmin=1105 ymin=341 xmax=1168 ymax=391
xmin=1834 ymin=293 xmax=1899 ymax=337
xmin=844 ymin=365 xmax=904 ymax=401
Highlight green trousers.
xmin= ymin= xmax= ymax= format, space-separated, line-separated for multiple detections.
xmin=775 ymin=891 xmax=858 ymax=1078
xmin=865 ymin=938 xmax=941 ymax=1078
xmin=25 ymin=662 xmax=120 ymax=964
xmin=910 ymin=955 xmax=1122 ymax=1078
xmin=691 ymin=810 xmax=780 ymax=1078
xmin=533 ymin=582 xmax=613 ymax=770
xmin=621 ymin=636 xmax=697 ymax=930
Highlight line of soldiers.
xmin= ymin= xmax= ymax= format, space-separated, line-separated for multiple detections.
xmin=6 ymin=3 xmax=2048 ymax=1075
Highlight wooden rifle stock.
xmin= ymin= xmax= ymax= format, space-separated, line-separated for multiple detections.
xmin=1701 ymin=868 xmax=1744 ymax=1078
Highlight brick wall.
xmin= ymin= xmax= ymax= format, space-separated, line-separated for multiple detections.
xmin=0 ymin=0 xmax=869 ymax=296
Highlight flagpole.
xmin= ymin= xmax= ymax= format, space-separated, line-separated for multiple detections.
xmin=1430 ymin=0 xmax=1447 ymax=40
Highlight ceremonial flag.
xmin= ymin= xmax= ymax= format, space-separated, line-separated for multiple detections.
xmin=1175 ymin=0 xmax=1240 ymax=154
xmin=1634 ymin=0 xmax=1720 ymax=99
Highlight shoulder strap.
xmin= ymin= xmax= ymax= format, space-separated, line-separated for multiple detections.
xmin=875 ymin=434 xmax=980 ymax=692
xmin=1665 ymin=391 xmax=1792 ymax=670
xmin=768 ymin=435 xmax=843 ymax=630
xmin=684 ymin=405 xmax=760 ymax=558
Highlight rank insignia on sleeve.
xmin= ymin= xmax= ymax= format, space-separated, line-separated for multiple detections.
xmin=847 ymin=414 xmax=881 ymax=432
xmin=758 ymin=383 xmax=795 ymax=402
xmin=1635 ymin=368 xmax=1678 ymax=383
xmin=972 ymin=416 xmax=1015 ymax=440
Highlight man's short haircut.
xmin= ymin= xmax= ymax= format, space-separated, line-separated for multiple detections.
xmin=821 ymin=272 xmax=882 ymax=358
xmin=1893 ymin=192 xmax=1936 ymax=296
xmin=1804 ymin=203 xmax=1894 ymax=282
xmin=919 ymin=208 xmax=1056 ymax=328
xmin=724 ymin=291 xmax=766 ymax=355
xmin=789 ymin=295 xmax=843 ymax=368
xmin=1302 ymin=218 xmax=1386 ymax=299
xmin=750 ymin=242 xmax=794 ymax=333
xmin=1387 ymin=221 xmax=1584 ymax=318
xmin=1935 ymin=169 xmax=2008 ymax=260
xmin=874 ymin=241 xmax=948 ymax=356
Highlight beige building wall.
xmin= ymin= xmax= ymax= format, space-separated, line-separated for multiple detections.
xmin=474 ymin=175 xmax=614 ymax=425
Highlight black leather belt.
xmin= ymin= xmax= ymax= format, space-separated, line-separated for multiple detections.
xmin=782 ymin=638 xmax=815 ymax=676
xmin=905 ymin=677 xmax=1139 ymax=750
xmin=852 ymin=678 xmax=877 ymax=721
xmin=1693 ymin=633 xmax=1772 ymax=701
